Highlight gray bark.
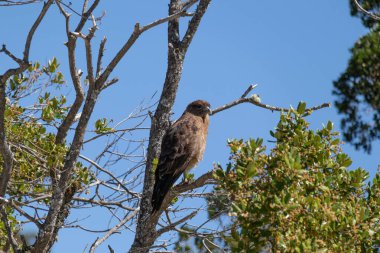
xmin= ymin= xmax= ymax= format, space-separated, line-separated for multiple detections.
xmin=129 ymin=0 xmax=211 ymax=252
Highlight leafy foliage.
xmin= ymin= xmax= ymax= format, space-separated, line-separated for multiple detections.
xmin=0 ymin=59 xmax=94 ymax=248
xmin=333 ymin=1 xmax=380 ymax=153
xmin=215 ymin=104 xmax=380 ymax=252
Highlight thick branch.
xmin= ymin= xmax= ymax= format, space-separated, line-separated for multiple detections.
xmin=55 ymin=0 xmax=85 ymax=144
xmin=153 ymin=171 xmax=215 ymax=217
xmin=172 ymin=170 xmax=215 ymax=194
xmin=23 ymin=0 xmax=54 ymax=61
xmin=75 ymin=0 xmax=101 ymax=32
xmin=180 ymin=0 xmax=211 ymax=52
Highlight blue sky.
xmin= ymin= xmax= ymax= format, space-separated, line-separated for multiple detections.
xmin=1 ymin=1 xmax=379 ymax=252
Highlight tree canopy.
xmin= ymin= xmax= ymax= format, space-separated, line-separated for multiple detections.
xmin=334 ymin=0 xmax=380 ymax=153
xmin=215 ymin=104 xmax=380 ymax=252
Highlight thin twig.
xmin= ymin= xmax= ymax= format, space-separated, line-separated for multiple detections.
xmin=79 ymin=154 xmax=140 ymax=198
xmin=0 ymin=44 xmax=24 ymax=65
xmin=156 ymin=211 xmax=198 ymax=236
xmin=96 ymin=37 xmax=107 ymax=78
xmin=97 ymin=7 xmax=194 ymax=89
xmin=241 ymin=83 xmax=258 ymax=98
xmin=89 ymin=208 xmax=140 ymax=253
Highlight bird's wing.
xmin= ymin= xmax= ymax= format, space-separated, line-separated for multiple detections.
xmin=152 ymin=116 xmax=199 ymax=212
xmin=157 ymin=117 xmax=197 ymax=179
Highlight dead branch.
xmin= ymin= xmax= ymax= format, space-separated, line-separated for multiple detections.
xmin=211 ymin=84 xmax=331 ymax=115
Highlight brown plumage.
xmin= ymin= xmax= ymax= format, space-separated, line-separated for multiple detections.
xmin=151 ymin=100 xmax=211 ymax=213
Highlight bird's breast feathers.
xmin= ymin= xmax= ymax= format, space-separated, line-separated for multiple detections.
xmin=183 ymin=113 xmax=209 ymax=170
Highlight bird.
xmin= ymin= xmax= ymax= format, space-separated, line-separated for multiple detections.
xmin=151 ymin=100 xmax=211 ymax=213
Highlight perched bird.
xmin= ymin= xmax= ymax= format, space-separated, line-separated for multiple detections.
xmin=151 ymin=100 xmax=211 ymax=213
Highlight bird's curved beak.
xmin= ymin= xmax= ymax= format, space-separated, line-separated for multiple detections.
xmin=205 ymin=106 xmax=212 ymax=115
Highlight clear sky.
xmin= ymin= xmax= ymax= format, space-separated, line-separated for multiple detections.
xmin=1 ymin=1 xmax=379 ymax=252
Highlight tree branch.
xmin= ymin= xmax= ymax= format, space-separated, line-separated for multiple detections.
xmin=79 ymin=154 xmax=140 ymax=198
xmin=0 ymin=207 xmax=21 ymax=252
xmin=97 ymin=8 xmax=192 ymax=89
xmin=0 ymin=0 xmax=42 ymax=6
xmin=0 ymin=0 xmax=53 ymax=198
xmin=0 ymin=44 xmax=24 ymax=65
xmin=156 ymin=211 xmax=198 ymax=236
xmin=89 ymin=208 xmax=140 ymax=253
xmin=23 ymin=0 xmax=54 ymax=61
xmin=96 ymin=37 xmax=107 ymax=78
xmin=353 ymin=0 xmax=380 ymax=21
xmin=211 ymin=84 xmax=331 ymax=115
xmin=55 ymin=0 xmax=85 ymax=144
xmin=180 ymin=0 xmax=211 ymax=52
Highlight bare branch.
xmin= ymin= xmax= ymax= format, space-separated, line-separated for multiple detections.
xmin=75 ymin=0 xmax=101 ymax=33
xmin=55 ymin=0 xmax=85 ymax=144
xmin=97 ymin=8 xmax=193 ymax=89
xmin=241 ymin=83 xmax=258 ymax=98
xmin=1 ymin=198 xmax=43 ymax=229
xmin=211 ymin=85 xmax=331 ymax=115
xmin=0 ymin=44 xmax=24 ymax=65
xmin=23 ymin=0 xmax=54 ymax=61
xmin=101 ymin=77 xmax=119 ymax=91
xmin=180 ymin=0 xmax=211 ymax=52
xmin=172 ymin=170 xmax=215 ymax=194
xmin=79 ymin=154 xmax=141 ymax=198
xmin=89 ymin=208 xmax=140 ymax=253
xmin=82 ymin=0 xmax=89 ymax=14
xmin=96 ymin=37 xmax=107 ymax=78
xmin=84 ymin=23 xmax=97 ymax=87
xmin=72 ymin=197 xmax=136 ymax=211
xmin=156 ymin=211 xmax=198 ymax=236
xmin=139 ymin=8 xmax=195 ymax=33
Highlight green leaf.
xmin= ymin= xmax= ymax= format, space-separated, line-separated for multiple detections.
xmin=297 ymin=102 xmax=306 ymax=114
xmin=327 ymin=121 xmax=333 ymax=131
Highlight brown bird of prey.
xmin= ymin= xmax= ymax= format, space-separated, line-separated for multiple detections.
xmin=151 ymin=100 xmax=211 ymax=213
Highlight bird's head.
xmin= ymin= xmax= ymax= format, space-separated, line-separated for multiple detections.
xmin=186 ymin=100 xmax=211 ymax=117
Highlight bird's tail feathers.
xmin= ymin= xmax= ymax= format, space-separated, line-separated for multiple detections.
xmin=151 ymin=174 xmax=180 ymax=213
